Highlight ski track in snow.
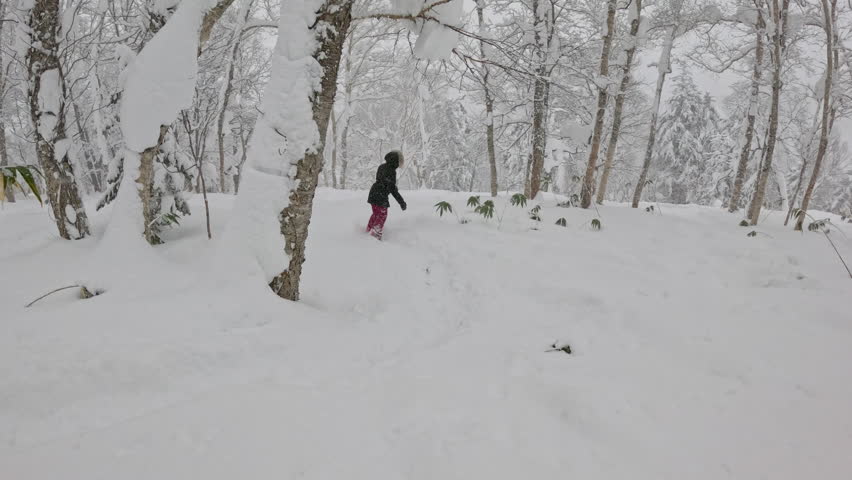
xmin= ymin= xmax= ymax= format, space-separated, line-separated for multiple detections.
xmin=1 ymin=190 xmax=851 ymax=479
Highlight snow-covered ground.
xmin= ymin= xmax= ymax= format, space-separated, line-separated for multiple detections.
xmin=2 ymin=190 xmax=851 ymax=479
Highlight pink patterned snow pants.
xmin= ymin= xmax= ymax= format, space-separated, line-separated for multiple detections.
xmin=366 ymin=205 xmax=388 ymax=240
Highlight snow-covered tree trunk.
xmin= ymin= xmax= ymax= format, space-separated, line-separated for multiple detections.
xmin=23 ymin=0 xmax=90 ymax=239
xmin=580 ymin=0 xmax=616 ymax=209
xmin=0 ymin=1 xmax=12 ymax=203
xmin=794 ymin=0 xmax=834 ymax=231
xmin=747 ymin=0 xmax=789 ymax=225
xmin=107 ymin=0 xmax=235 ymax=248
xmin=126 ymin=0 xmax=235 ymax=244
xmin=267 ymin=1 xmax=352 ymax=299
xmin=632 ymin=25 xmax=675 ymax=208
xmin=597 ymin=0 xmax=642 ymax=205
xmin=727 ymin=10 xmax=764 ymax=213
xmin=527 ymin=0 xmax=551 ymax=200
xmin=216 ymin=0 xmax=253 ymax=194
xmin=477 ymin=0 xmax=498 ymax=197
xmin=226 ymin=0 xmax=352 ymax=301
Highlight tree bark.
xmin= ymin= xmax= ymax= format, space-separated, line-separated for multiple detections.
xmin=477 ymin=0 xmax=498 ymax=197
xmin=268 ymin=1 xmax=353 ymax=301
xmin=794 ymin=0 xmax=833 ymax=231
xmin=747 ymin=0 xmax=789 ymax=225
xmin=527 ymin=0 xmax=551 ymax=200
xmin=727 ymin=10 xmax=764 ymax=213
xmin=580 ymin=0 xmax=616 ymax=208
xmin=24 ymin=0 xmax=90 ymax=239
xmin=632 ymin=25 xmax=676 ymax=208
xmin=596 ymin=0 xmax=641 ymax=205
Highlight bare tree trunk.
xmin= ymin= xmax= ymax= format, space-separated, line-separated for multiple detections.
xmin=340 ymin=120 xmax=350 ymax=189
xmin=747 ymin=0 xmax=789 ymax=225
xmin=527 ymin=0 xmax=551 ymax=200
xmin=784 ymin=100 xmax=827 ymax=225
xmin=632 ymin=25 xmax=675 ymax=208
xmin=24 ymin=0 xmax=90 ymax=239
xmin=233 ymin=127 xmax=251 ymax=194
xmin=330 ymin=111 xmax=338 ymax=188
xmin=268 ymin=1 xmax=353 ymax=301
xmin=416 ymin=80 xmax=431 ymax=187
xmin=72 ymin=102 xmax=104 ymax=192
xmin=580 ymin=0 xmax=616 ymax=208
xmin=527 ymin=70 xmax=549 ymax=199
xmin=794 ymin=0 xmax=833 ymax=231
xmin=477 ymin=0 xmax=498 ymax=197
xmin=216 ymin=0 xmax=253 ymax=194
xmin=338 ymin=36 xmax=355 ymax=190
xmin=596 ymin=0 xmax=641 ymax=205
xmin=728 ymin=10 xmax=764 ymax=213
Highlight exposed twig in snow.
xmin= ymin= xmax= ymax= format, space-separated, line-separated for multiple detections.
xmin=25 ymin=285 xmax=88 ymax=308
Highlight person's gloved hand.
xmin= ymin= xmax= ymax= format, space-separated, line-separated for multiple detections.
xmin=400 ymin=201 xmax=407 ymax=211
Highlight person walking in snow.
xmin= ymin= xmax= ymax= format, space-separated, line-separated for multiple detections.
xmin=366 ymin=150 xmax=407 ymax=240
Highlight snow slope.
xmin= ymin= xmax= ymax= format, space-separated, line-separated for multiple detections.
xmin=1 ymin=190 xmax=851 ymax=479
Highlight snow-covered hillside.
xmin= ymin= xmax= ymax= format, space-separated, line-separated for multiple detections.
xmin=2 ymin=190 xmax=851 ymax=479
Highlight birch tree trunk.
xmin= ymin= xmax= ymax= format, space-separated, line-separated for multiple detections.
xmin=747 ymin=0 xmax=789 ymax=225
xmin=794 ymin=0 xmax=834 ymax=231
xmin=632 ymin=25 xmax=675 ymax=208
xmin=526 ymin=0 xmax=551 ymax=200
xmin=728 ymin=11 xmax=764 ymax=213
xmin=596 ymin=0 xmax=642 ymax=205
xmin=477 ymin=0 xmax=498 ymax=197
xmin=580 ymin=0 xmax=616 ymax=209
xmin=23 ymin=0 xmax=90 ymax=239
xmin=266 ymin=1 xmax=352 ymax=300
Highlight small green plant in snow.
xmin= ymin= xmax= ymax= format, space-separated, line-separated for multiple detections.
xmin=475 ymin=200 xmax=495 ymax=220
xmin=529 ymin=205 xmax=542 ymax=221
xmin=510 ymin=193 xmax=527 ymax=208
xmin=1 ymin=165 xmax=43 ymax=204
xmin=434 ymin=201 xmax=453 ymax=217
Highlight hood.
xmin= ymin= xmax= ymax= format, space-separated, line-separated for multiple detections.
xmin=385 ymin=150 xmax=403 ymax=169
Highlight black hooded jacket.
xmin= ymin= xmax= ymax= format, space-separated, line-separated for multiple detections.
xmin=368 ymin=152 xmax=406 ymax=208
